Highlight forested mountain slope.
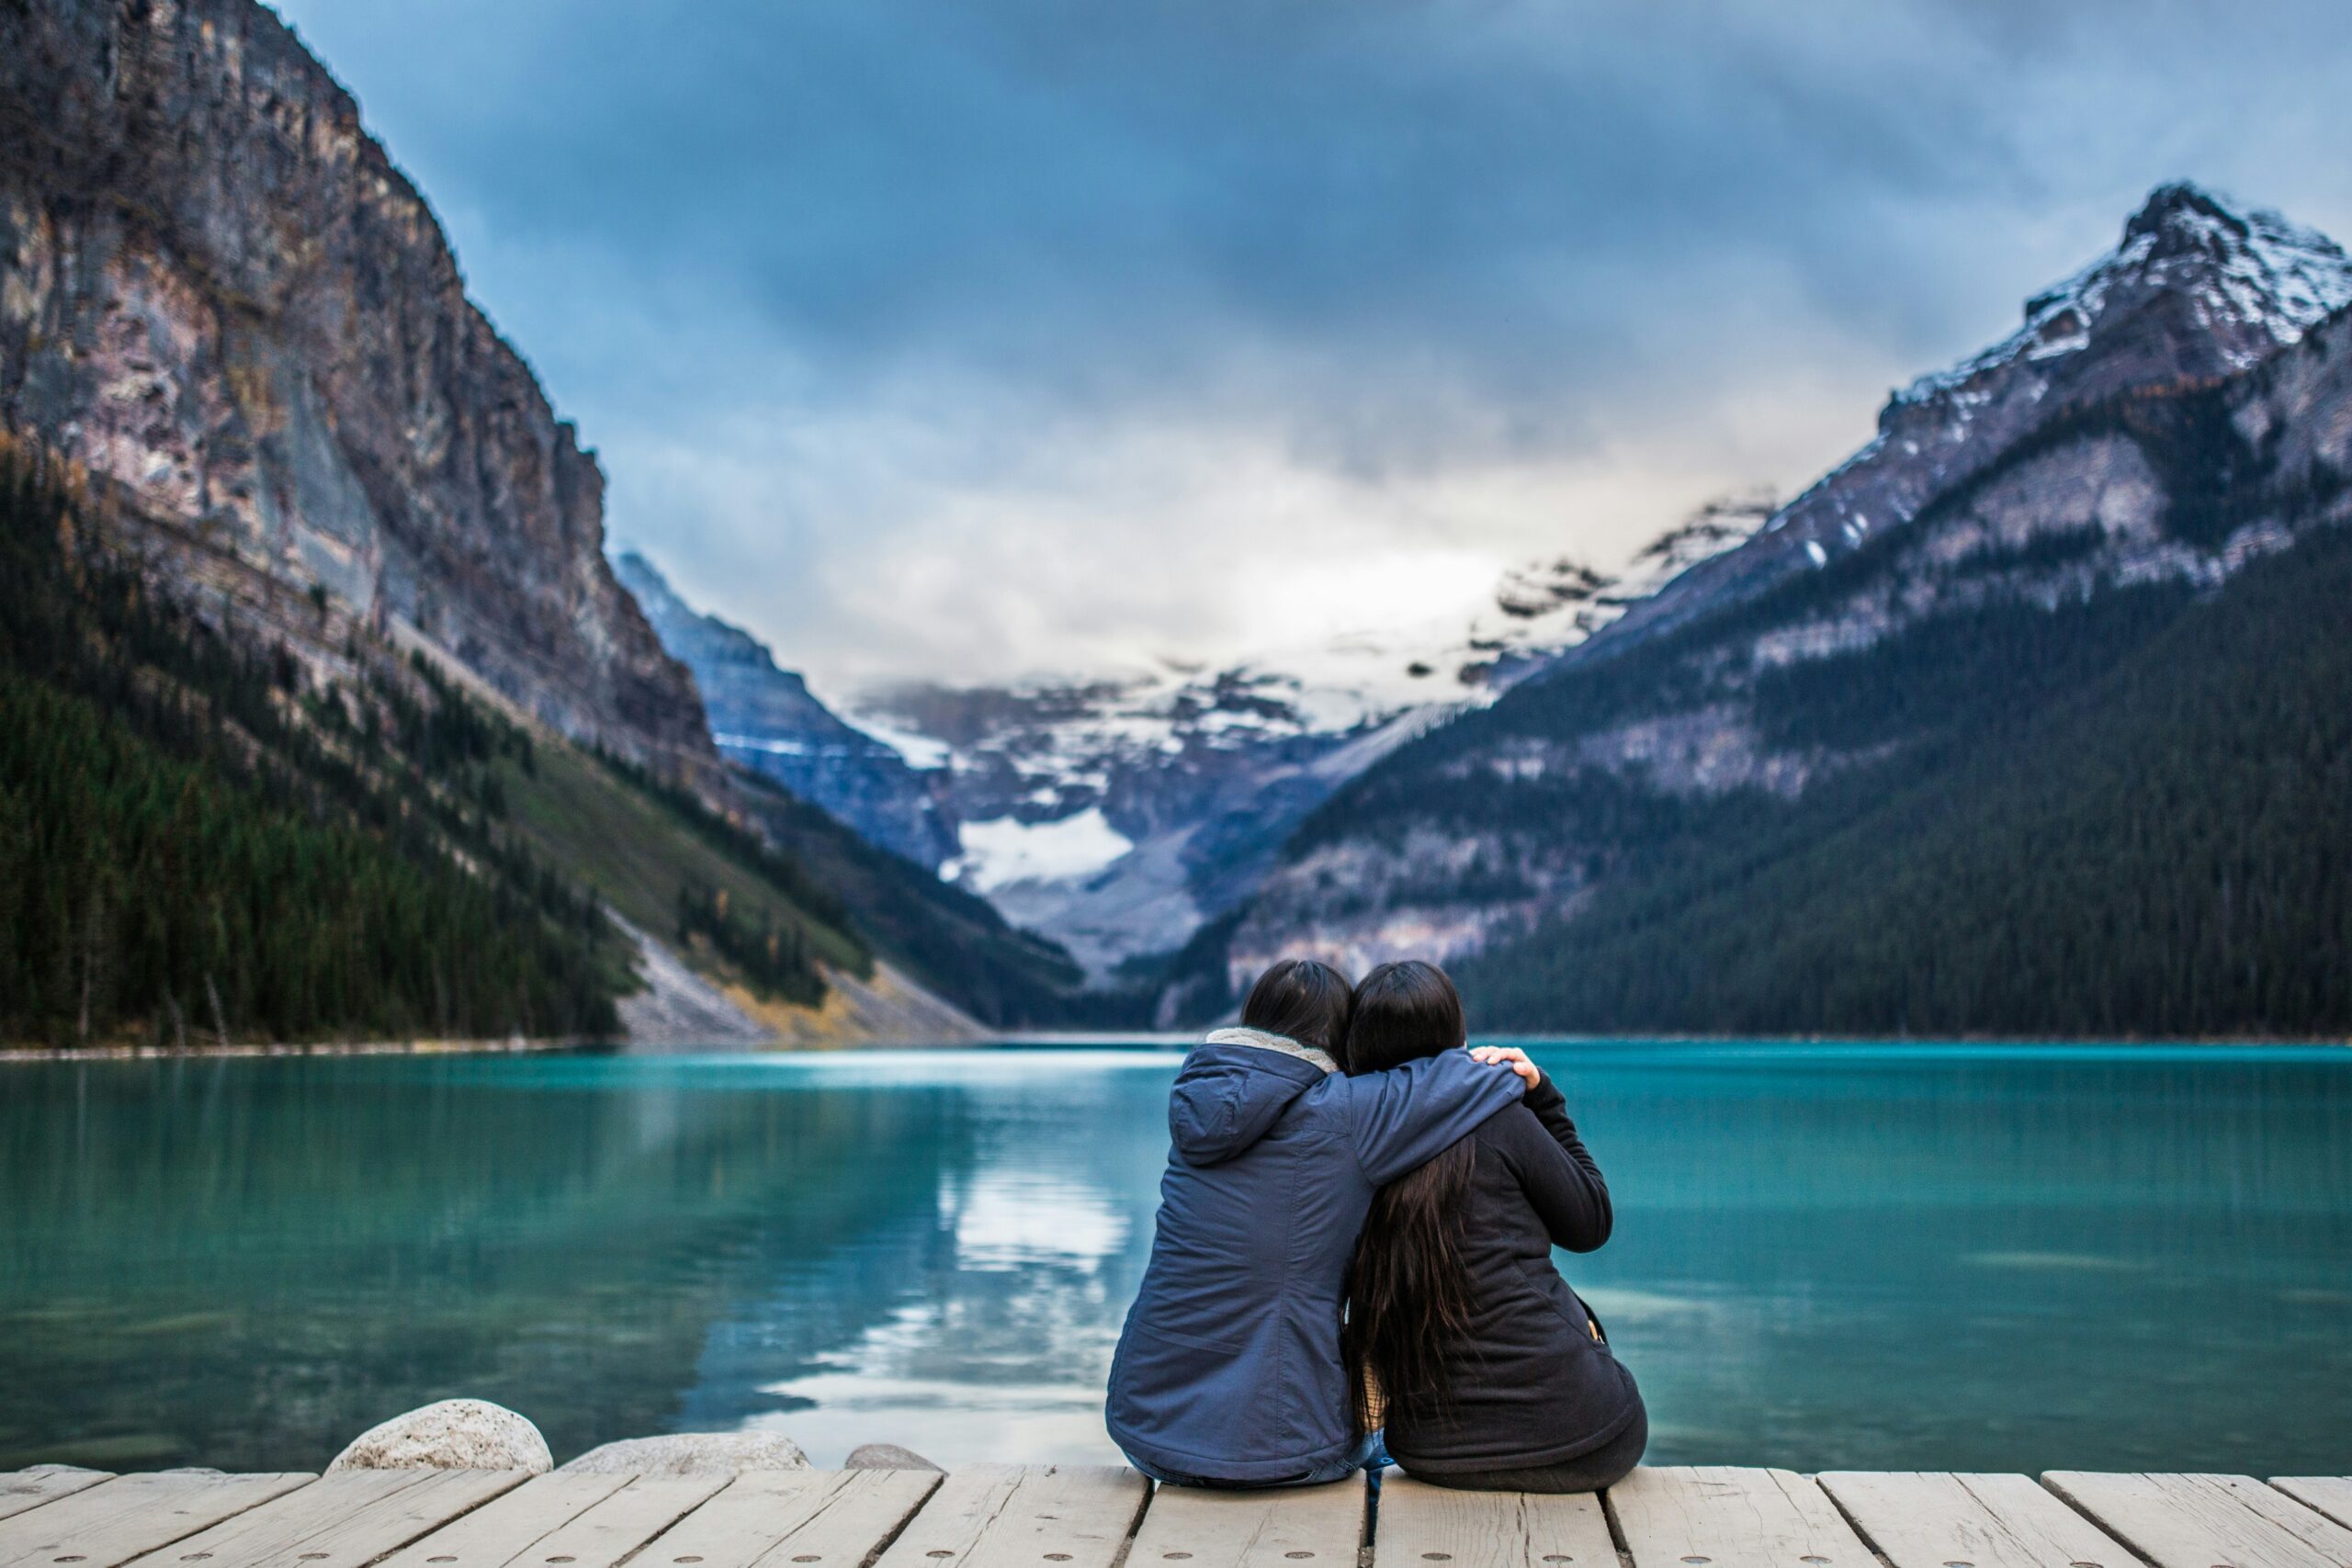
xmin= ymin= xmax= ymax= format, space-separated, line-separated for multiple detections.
xmin=1454 ymin=508 xmax=2352 ymax=1035
xmin=0 ymin=444 xmax=637 ymax=1045
xmin=0 ymin=0 xmax=1105 ymax=1043
xmin=1179 ymin=186 xmax=2352 ymax=1037
xmin=0 ymin=435 xmax=1103 ymax=1045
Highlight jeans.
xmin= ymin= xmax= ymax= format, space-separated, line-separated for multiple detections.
xmin=1124 ymin=1429 xmax=1390 ymax=1489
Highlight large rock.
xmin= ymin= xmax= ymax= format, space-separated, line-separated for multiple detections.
xmin=844 ymin=1443 xmax=942 ymax=1472
xmin=559 ymin=1432 xmax=808 ymax=1475
xmin=328 ymin=1400 xmax=552 ymax=1473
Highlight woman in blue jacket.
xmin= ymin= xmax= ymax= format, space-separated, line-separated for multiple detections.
xmin=1106 ymin=958 xmax=1535 ymax=1487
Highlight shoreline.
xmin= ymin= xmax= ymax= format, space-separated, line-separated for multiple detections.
xmin=0 ymin=1035 xmax=594 ymax=1063
xmin=3 ymin=1030 xmax=2346 ymax=1063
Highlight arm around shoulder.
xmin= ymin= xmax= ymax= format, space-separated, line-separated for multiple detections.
xmin=1349 ymin=1049 xmax=1526 ymax=1188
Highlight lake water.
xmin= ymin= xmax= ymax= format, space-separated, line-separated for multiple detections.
xmin=4 ymin=1043 xmax=2348 ymax=1476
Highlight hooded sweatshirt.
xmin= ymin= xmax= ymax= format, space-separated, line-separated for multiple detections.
xmin=1105 ymin=1027 xmax=1525 ymax=1483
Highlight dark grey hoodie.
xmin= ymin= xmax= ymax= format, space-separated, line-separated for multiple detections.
xmin=1104 ymin=1027 xmax=1523 ymax=1483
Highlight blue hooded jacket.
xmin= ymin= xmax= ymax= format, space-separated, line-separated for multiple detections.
xmin=1105 ymin=1026 xmax=1526 ymax=1483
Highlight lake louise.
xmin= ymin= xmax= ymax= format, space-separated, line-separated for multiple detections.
xmin=7 ymin=1043 xmax=2347 ymax=1476
xmin=9 ymin=2 xmax=2352 ymax=1558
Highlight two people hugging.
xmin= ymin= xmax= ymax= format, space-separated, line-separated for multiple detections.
xmin=1106 ymin=958 xmax=1645 ymax=1493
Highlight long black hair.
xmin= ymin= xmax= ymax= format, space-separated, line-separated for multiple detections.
xmin=1240 ymin=957 xmax=1354 ymax=1064
xmin=1340 ymin=960 xmax=1476 ymax=1431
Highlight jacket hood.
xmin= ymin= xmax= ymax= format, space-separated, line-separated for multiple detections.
xmin=1167 ymin=1027 xmax=1337 ymax=1166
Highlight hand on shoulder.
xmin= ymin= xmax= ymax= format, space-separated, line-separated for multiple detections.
xmin=1468 ymin=1043 xmax=1543 ymax=1089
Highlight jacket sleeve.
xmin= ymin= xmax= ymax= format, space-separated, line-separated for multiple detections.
xmin=1506 ymin=1075 xmax=1613 ymax=1252
xmin=1348 ymin=1050 xmax=1525 ymax=1188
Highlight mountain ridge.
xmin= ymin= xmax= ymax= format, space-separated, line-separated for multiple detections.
xmin=1161 ymin=180 xmax=2352 ymax=1031
xmin=1577 ymin=181 xmax=2352 ymax=671
xmin=615 ymin=550 xmax=959 ymax=869
xmin=0 ymin=0 xmax=1048 ymax=1045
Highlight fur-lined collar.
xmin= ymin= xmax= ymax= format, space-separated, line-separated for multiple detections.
xmin=1202 ymin=1025 xmax=1339 ymax=1075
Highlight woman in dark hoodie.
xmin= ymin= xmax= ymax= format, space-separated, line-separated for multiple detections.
xmin=1107 ymin=958 xmax=1539 ymax=1487
xmin=1343 ymin=961 xmax=1645 ymax=1492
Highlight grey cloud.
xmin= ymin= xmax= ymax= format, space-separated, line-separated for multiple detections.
xmin=270 ymin=0 xmax=2352 ymax=681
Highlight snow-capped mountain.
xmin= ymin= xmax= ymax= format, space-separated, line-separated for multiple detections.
xmin=631 ymin=180 xmax=2352 ymax=1007
xmin=837 ymin=493 xmax=1770 ymax=977
xmin=1595 ymin=181 xmax=2352 ymax=659
xmin=1191 ymin=180 xmax=2352 ymax=1024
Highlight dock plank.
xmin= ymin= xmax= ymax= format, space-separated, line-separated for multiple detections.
xmin=1375 ymin=1474 xmax=1613 ymax=1568
xmin=137 ymin=1470 xmax=530 ymax=1568
xmin=368 ymin=1473 xmax=638 ymax=1568
xmin=2042 ymin=1472 xmax=2352 ymax=1568
xmin=1819 ymin=1472 xmax=2132 ymax=1568
xmin=1126 ymin=1476 xmax=1362 ymax=1568
xmin=489 ymin=1478 xmax=731 ymax=1568
xmin=870 ymin=1466 xmax=1144 ymax=1568
xmin=632 ymin=1470 xmax=938 ymax=1568
xmin=0 ymin=1472 xmax=314 ymax=1568
xmin=385 ymin=1475 xmax=729 ymax=1568
xmin=0 ymin=1474 xmax=115 ymax=1525
xmin=1608 ymin=1467 xmax=1870 ymax=1568
xmin=2267 ymin=1482 xmax=2352 ymax=1533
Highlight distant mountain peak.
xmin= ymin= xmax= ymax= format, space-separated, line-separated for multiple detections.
xmin=616 ymin=549 xmax=960 ymax=869
xmin=1894 ymin=182 xmax=2352 ymax=422
xmin=2116 ymin=180 xmax=2352 ymax=338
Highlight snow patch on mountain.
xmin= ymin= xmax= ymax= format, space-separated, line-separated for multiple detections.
xmin=846 ymin=716 xmax=957 ymax=771
xmin=950 ymin=809 xmax=1135 ymax=892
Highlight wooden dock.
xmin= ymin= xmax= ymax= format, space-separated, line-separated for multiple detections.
xmin=3 ymin=1465 xmax=2349 ymax=1568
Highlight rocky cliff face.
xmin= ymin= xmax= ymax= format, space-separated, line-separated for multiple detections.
xmin=616 ymin=551 xmax=958 ymax=868
xmin=1200 ymin=184 xmax=2352 ymax=1008
xmin=0 ymin=0 xmax=711 ymax=769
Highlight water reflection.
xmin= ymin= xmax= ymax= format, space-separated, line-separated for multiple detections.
xmin=2 ymin=1044 xmax=2347 ymax=1474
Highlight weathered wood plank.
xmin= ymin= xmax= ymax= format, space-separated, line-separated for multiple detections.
xmin=1375 ymin=1474 xmax=1613 ymax=1568
xmin=1125 ymin=1476 xmax=1361 ymax=1568
xmin=1607 ymin=1467 xmax=1870 ymax=1568
xmin=388 ymin=1476 xmax=733 ymax=1568
xmin=1818 ymin=1472 xmax=2132 ymax=1568
xmin=0 ymin=1472 xmax=314 ymax=1568
xmin=869 ymin=1466 xmax=1144 ymax=1568
xmin=368 ymin=1473 xmax=638 ymax=1568
xmin=635 ymin=1471 xmax=940 ymax=1568
xmin=2267 ymin=1481 xmax=2352 ymax=1533
xmin=0 ymin=1474 xmax=115 ymax=1526
xmin=2042 ymin=1472 xmax=2352 ymax=1568
xmin=137 ymin=1470 xmax=530 ymax=1568
xmin=489 ymin=1477 xmax=731 ymax=1568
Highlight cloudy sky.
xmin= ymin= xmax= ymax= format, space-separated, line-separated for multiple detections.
xmin=272 ymin=0 xmax=2352 ymax=693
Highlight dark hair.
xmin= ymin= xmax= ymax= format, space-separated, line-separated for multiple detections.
xmin=1240 ymin=958 xmax=1354 ymax=1062
xmin=1341 ymin=960 xmax=1475 ymax=1432
xmin=1343 ymin=959 xmax=1467 ymax=1073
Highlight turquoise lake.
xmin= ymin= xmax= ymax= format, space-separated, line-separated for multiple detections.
xmin=4 ymin=1043 xmax=2348 ymax=1475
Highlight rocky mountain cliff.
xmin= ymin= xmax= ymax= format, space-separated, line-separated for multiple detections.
xmin=1180 ymin=183 xmax=2352 ymax=1032
xmin=0 ymin=0 xmax=711 ymax=770
xmin=0 ymin=0 xmax=1063 ymax=1048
